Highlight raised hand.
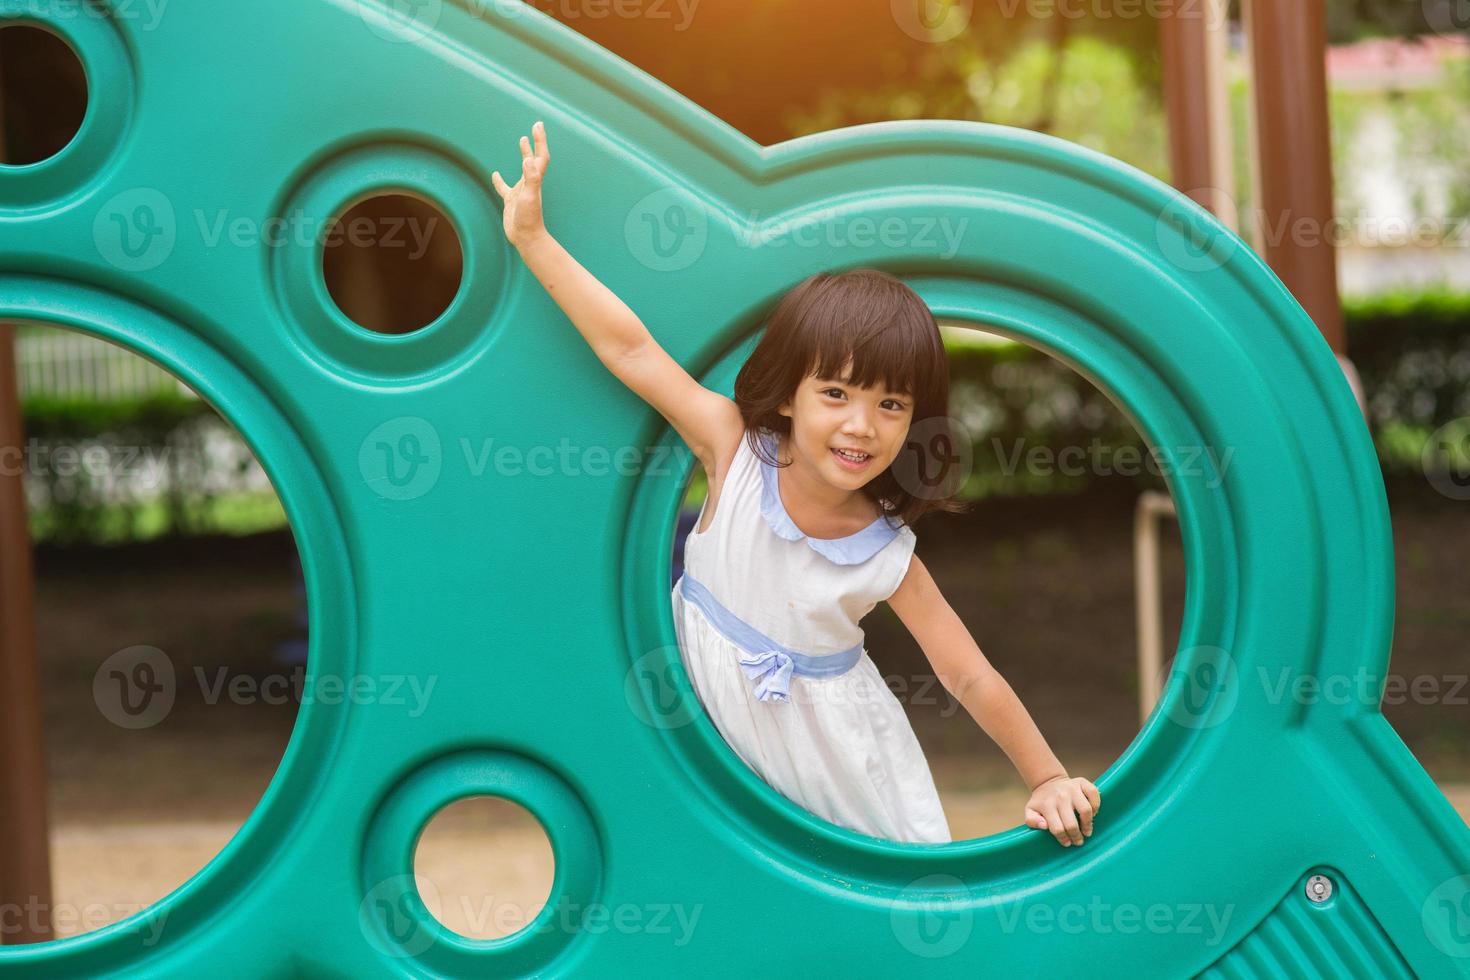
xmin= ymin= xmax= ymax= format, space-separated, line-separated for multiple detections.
xmin=491 ymin=119 xmax=550 ymax=248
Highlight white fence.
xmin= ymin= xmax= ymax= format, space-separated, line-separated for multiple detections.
xmin=15 ymin=329 xmax=196 ymax=401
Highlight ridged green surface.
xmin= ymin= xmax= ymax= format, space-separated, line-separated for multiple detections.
xmin=1199 ymin=868 xmax=1415 ymax=979
xmin=2 ymin=0 xmax=1468 ymax=976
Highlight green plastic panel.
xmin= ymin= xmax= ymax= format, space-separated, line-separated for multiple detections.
xmin=2 ymin=0 xmax=1468 ymax=976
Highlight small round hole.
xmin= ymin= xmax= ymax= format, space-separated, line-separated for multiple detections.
xmin=413 ymin=795 xmax=555 ymax=941
xmin=0 ymin=23 xmax=88 ymax=166
xmin=320 ymin=191 xmax=464 ymax=335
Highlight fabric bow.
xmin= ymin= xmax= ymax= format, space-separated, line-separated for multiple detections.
xmin=737 ymin=649 xmax=794 ymax=703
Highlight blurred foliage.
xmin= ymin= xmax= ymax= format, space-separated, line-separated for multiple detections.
xmin=1349 ymin=291 xmax=1470 ymax=458
xmin=1320 ymin=0 xmax=1463 ymax=41
xmin=929 ymin=290 xmax=1470 ymax=501
xmin=787 ymin=33 xmax=1169 ymax=179
xmin=20 ymin=393 xmax=285 ymax=546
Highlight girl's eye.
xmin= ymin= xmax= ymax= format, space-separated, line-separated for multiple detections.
xmin=823 ymin=387 xmax=906 ymax=411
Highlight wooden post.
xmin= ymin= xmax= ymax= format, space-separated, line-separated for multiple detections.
xmin=0 ymin=44 xmax=56 ymax=944
xmin=1160 ymin=0 xmax=1236 ymax=229
xmin=1241 ymin=0 xmax=1346 ymax=353
xmin=0 ymin=323 xmax=54 ymax=945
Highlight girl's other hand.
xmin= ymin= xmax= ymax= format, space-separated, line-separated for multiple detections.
xmin=491 ymin=120 xmax=550 ymax=249
xmin=1024 ymin=775 xmax=1100 ymax=848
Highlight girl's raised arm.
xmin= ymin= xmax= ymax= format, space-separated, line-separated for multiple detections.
xmin=492 ymin=121 xmax=743 ymax=472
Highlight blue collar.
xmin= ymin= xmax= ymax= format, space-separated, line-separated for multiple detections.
xmin=755 ymin=429 xmax=901 ymax=565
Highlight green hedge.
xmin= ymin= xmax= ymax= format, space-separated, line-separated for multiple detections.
xmin=19 ymin=391 xmax=282 ymax=545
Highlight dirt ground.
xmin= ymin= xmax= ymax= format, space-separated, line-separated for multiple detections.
xmin=16 ymin=476 xmax=1469 ymax=942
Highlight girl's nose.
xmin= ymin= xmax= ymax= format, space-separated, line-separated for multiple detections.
xmin=844 ymin=409 xmax=876 ymax=436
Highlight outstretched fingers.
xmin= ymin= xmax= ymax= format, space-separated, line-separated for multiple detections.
xmin=532 ymin=120 xmax=549 ymax=164
xmin=522 ymin=122 xmax=548 ymax=184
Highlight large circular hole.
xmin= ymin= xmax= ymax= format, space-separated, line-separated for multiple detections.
xmin=413 ymin=795 xmax=556 ymax=940
xmin=320 ymin=191 xmax=464 ymax=335
xmin=5 ymin=322 xmax=303 ymax=942
xmin=669 ymin=321 xmax=1187 ymax=844
xmin=0 ymin=24 xmax=88 ymax=166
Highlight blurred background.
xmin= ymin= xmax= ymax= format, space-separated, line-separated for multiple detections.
xmin=2 ymin=0 xmax=1467 ymax=945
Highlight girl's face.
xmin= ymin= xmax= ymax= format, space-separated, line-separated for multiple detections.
xmin=777 ymin=358 xmax=914 ymax=491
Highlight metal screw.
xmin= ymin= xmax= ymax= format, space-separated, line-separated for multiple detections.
xmin=1305 ymin=874 xmax=1333 ymax=903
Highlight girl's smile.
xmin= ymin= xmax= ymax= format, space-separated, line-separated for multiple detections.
xmin=830 ymin=446 xmax=875 ymax=471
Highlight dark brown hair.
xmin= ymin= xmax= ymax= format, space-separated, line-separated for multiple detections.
xmin=733 ymin=268 xmax=971 ymax=530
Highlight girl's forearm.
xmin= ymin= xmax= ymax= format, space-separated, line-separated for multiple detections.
xmin=516 ymin=231 xmax=654 ymax=364
xmin=947 ymin=668 xmax=1068 ymax=790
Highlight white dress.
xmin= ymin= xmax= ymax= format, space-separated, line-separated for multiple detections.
xmin=670 ymin=426 xmax=952 ymax=844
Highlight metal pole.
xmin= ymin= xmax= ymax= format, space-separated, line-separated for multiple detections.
xmin=1135 ymin=490 xmax=1177 ymax=723
xmin=1160 ymin=0 xmax=1237 ymax=228
xmin=1241 ymin=0 xmax=1345 ymax=353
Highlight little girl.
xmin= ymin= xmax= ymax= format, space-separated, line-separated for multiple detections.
xmin=493 ymin=121 xmax=1101 ymax=847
